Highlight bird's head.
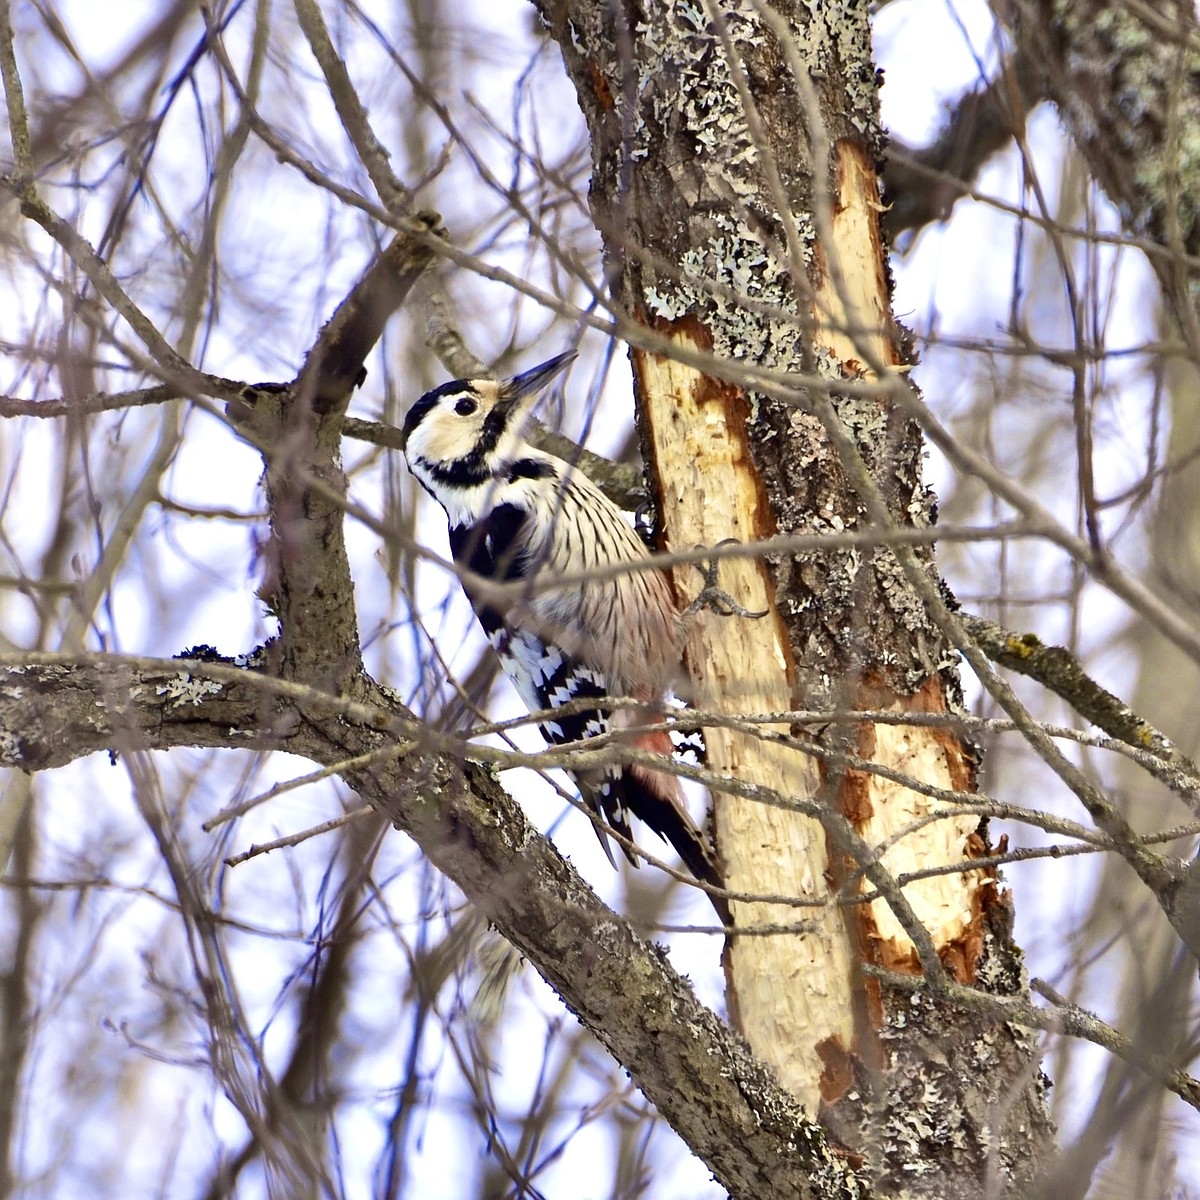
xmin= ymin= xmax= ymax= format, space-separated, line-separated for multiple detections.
xmin=401 ymin=351 xmax=575 ymax=485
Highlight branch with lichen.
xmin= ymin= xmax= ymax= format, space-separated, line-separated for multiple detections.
xmin=964 ymin=614 xmax=1200 ymax=812
xmin=997 ymin=0 xmax=1200 ymax=337
xmin=0 ymin=648 xmax=859 ymax=1200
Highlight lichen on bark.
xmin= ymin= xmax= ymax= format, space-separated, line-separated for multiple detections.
xmin=539 ymin=0 xmax=1054 ymax=1186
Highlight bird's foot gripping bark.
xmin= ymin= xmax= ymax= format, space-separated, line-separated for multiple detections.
xmin=682 ymin=539 xmax=769 ymax=621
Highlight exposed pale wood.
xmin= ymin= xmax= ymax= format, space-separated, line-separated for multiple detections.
xmin=814 ymin=141 xmax=896 ymax=373
xmin=813 ymin=141 xmax=989 ymax=986
xmin=634 ymin=337 xmax=854 ymax=1114
xmin=853 ymin=696 xmax=985 ymax=974
xmin=541 ymin=0 xmax=1053 ymax=1175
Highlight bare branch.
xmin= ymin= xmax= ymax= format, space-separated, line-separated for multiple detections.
xmin=884 ymin=48 xmax=1044 ymax=238
xmin=965 ymin=614 xmax=1200 ymax=811
xmin=0 ymin=651 xmax=861 ymax=1199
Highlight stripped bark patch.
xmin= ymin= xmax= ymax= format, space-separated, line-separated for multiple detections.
xmin=634 ymin=323 xmax=856 ymax=1115
xmin=844 ymin=676 xmax=991 ymax=988
xmin=807 ymin=140 xmax=996 ymax=995
xmin=813 ymin=139 xmax=896 ymax=372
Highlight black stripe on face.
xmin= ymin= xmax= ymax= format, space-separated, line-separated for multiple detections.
xmin=420 ymin=458 xmax=492 ymax=487
xmin=468 ymin=397 xmax=519 ymax=466
xmin=416 ymin=449 xmax=554 ymax=492
xmin=507 ymin=457 xmax=555 ymax=482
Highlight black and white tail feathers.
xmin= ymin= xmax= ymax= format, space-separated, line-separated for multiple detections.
xmin=402 ymin=354 xmax=728 ymax=923
xmin=485 ymin=619 xmax=725 ymax=921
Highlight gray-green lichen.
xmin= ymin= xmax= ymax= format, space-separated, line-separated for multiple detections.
xmin=155 ymin=672 xmax=223 ymax=708
xmin=630 ymin=0 xmax=764 ymax=167
xmin=1068 ymin=2 xmax=1200 ymax=245
xmin=1022 ymin=0 xmax=1200 ymax=316
xmin=617 ymin=0 xmax=822 ymax=366
xmin=644 ymin=212 xmax=814 ymax=368
xmin=838 ymin=915 xmax=1052 ymax=1194
xmin=0 ymin=729 xmax=22 ymax=766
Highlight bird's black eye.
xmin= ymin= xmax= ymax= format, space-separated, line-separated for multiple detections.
xmin=454 ymin=397 xmax=477 ymax=416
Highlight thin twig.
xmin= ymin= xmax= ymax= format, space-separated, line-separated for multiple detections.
xmin=224 ymin=805 xmax=377 ymax=866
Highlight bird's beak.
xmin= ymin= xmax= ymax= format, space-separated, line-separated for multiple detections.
xmin=501 ymin=351 xmax=576 ymax=400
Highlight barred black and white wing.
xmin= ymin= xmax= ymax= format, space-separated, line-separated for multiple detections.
xmin=402 ymin=354 xmax=726 ymax=921
xmin=447 ymin=499 xmax=723 ymax=912
xmin=484 ymin=619 xmax=720 ymax=901
xmin=486 ymin=622 xmax=637 ymax=864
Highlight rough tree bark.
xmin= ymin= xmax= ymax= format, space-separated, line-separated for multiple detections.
xmin=0 ymin=0 xmax=1095 ymax=1192
xmin=996 ymin=0 xmax=1200 ymax=338
xmin=0 ymin=204 xmax=863 ymax=1193
xmin=537 ymin=0 xmax=1053 ymax=1189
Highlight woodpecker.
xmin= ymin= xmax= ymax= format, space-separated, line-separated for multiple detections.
xmin=401 ymin=352 xmax=727 ymax=922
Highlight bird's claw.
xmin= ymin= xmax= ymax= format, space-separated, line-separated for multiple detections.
xmin=684 ymin=539 xmax=769 ymax=620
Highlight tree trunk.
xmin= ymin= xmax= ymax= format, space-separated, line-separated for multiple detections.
xmin=537 ymin=0 xmax=1054 ymax=1187
xmin=999 ymin=0 xmax=1200 ymax=339
xmin=991 ymin=7 xmax=1200 ymax=1188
